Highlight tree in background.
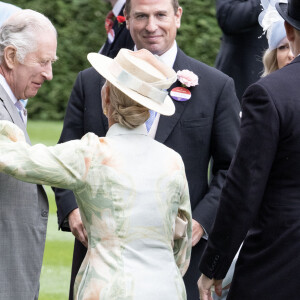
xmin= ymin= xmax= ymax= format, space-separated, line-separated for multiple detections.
xmin=7 ymin=0 xmax=221 ymax=120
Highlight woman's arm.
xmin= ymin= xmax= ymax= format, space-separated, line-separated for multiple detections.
xmin=0 ymin=120 xmax=99 ymax=191
xmin=173 ymin=159 xmax=193 ymax=276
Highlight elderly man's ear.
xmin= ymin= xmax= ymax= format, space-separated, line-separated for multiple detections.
xmin=3 ymin=46 xmax=17 ymax=69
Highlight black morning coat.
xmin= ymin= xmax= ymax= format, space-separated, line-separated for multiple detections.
xmin=200 ymin=55 xmax=300 ymax=300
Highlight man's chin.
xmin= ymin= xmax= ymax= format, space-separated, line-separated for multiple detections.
xmin=26 ymin=91 xmax=39 ymax=99
xmin=143 ymin=45 xmax=165 ymax=56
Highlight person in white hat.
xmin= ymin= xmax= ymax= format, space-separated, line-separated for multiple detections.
xmin=0 ymin=48 xmax=192 ymax=300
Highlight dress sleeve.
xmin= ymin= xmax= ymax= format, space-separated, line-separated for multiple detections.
xmin=0 ymin=120 xmax=99 ymax=191
xmin=173 ymin=158 xmax=193 ymax=276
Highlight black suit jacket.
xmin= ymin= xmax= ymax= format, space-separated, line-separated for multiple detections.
xmin=200 ymin=56 xmax=300 ymax=300
xmin=54 ymin=47 xmax=240 ymax=300
xmin=100 ymin=7 xmax=134 ymax=58
xmin=215 ymin=0 xmax=268 ymax=101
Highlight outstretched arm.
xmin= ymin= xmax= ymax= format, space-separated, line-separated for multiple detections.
xmin=0 ymin=120 xmax=99 ymax=190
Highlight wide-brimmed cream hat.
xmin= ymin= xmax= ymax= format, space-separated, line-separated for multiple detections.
xmin=87 ymin=49 xmax=177 ymax=116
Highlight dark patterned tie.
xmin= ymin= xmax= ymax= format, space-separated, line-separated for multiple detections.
xmin=105 ymin=10 xmax=114 ymax=34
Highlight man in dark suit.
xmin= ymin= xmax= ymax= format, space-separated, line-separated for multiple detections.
xmin=215 ymin=0 xmax=268 ymax=101
xmin=99 ymin=0 xmax=134 ymax=58
xmin=54 ymin=0 xmax=240 ymax=299
xmin=198 ymin=1 xmax=300 ymax=299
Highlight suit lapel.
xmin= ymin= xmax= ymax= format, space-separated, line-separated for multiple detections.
xmin=155 ymin=48 xmax=190 ymax=143
xmin=0 ymin=85 xmax=31 ymax=144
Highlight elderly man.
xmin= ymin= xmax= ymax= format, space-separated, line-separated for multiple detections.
xmin=99 ymin=0 xmax=134 ymax=57
xmin=54 ymin=0 xmax=240 ymax=299
xmin=198 ymin=0 xmax=300 ymax=299
xmin=0 ymin=9 xmax=57 ymax=300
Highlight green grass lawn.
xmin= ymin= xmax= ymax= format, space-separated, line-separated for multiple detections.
xmin=27 ymin=120 xmax=74 ymax=300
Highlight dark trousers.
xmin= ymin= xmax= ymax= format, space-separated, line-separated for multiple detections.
xmin=183 ymin=238 xmax=206 ymax=300
xmin=68 ymin=239 xmax=87 ymax=300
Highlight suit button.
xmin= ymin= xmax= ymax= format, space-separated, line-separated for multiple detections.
xmin=41 ymin=210 xmax=48 ymax=217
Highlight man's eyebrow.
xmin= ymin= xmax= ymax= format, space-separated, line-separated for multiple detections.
xmin=155 ymin=10 xmax=168 ymax=14
xmin=133 ymin=10 xmax=168 ymax=16
xmin=133 ymin=11 xmax=148 ymax=16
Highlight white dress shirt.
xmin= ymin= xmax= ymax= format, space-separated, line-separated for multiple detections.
xmin=112 ymin=0 xmax=126 ymax=17
xmin=134 ymin=42 xmax=178 ymax=138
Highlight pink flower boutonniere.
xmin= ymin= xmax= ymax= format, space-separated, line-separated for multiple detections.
xmin=116 ymin=16 xmax=126 ymax=25
xmin=170 ymin=70 xmax=198 ymax=102
xmin=177 ymin=70 xmax=199 ymax=88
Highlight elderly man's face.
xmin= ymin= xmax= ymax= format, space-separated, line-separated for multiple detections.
xmin=125 ymin=0 xmax=182 ymax=56
xmin=10 ymin=30 xmax=57 ymax=100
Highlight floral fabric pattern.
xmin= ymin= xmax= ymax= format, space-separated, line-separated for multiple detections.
xmin=0 ymin=120 xmax=192 ymax=300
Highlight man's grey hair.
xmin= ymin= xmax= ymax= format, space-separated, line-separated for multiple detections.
xmin=0 ymin=9 xmax=57 ymax=64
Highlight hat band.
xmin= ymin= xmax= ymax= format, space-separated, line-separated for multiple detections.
xmin=110 ymin=61 xmax=168 ymax=104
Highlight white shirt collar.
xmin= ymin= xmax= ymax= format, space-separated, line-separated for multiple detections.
xmin=0 ymin=74 xmax=17 ymax=104
xmin=134 ymin=41 xmax=178 ymax=68
xmin=106 ymin=123 xmax=148 ymax=137
xmin=112 ymin=0 xmax=126 ymax=17
xmin=158 ymin=41 xmax=178 ymax=67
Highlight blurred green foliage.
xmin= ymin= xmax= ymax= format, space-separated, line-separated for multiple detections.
xmin=6 ymin=0 xmax=221 ymax=120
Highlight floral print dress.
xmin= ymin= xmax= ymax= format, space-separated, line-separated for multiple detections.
xmin=0 ymin=120 xmax=192 ymax=300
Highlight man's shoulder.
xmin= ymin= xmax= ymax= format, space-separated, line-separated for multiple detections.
xmin=245 ymin=57 xmax=300 ymax=102
xmin=176 ymin=48 xmax=231 ymax=83
xmin=76 ymin=67 xmax=104 ymax=85
xmin=80 ymin=66 xmax=101 ymax=77
xmin=258 ymin=57 xmax=300 ymax=88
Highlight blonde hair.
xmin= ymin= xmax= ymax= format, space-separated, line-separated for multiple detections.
xmin=106 ymin=81 xmax=150 ymax=129
xmin=261 ymin=48 xmax=279 ymax=77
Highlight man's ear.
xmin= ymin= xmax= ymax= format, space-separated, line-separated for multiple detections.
xmin=3 ymin=46 xmax=17 ymax=69
xmin=124 ymin=8 xmax=130 ymax=30
xmin=285 ymin=21 xmax=295 ymax=43
xmin=175 ymin=6 xmax=183 ymax=29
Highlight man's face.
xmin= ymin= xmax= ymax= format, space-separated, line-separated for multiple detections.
xmin=9 ymin=30 xmax=57 ymax=100
xmin=125 ymin=0 xmax=182 ymax=56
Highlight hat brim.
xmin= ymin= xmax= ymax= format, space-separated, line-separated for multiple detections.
xmin=87 ymin=52 xmax=175 ymax=116
xmin=276 ymin=2 xmax=300 ymax=31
